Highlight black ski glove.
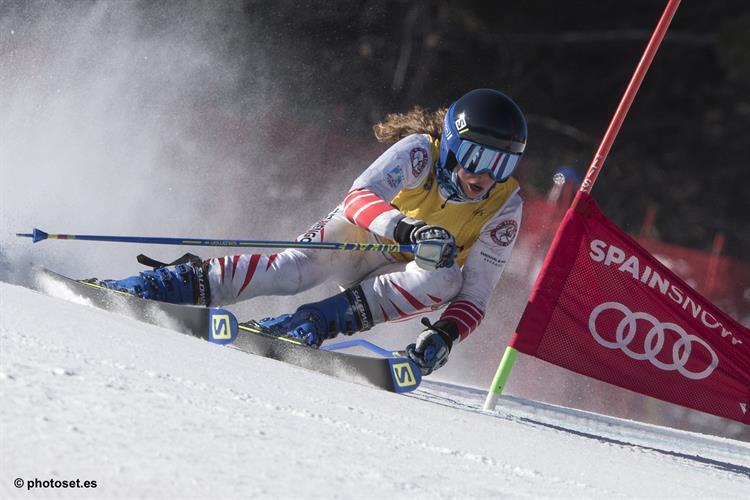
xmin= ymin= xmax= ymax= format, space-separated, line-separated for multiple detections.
xmin=406 ymin=318 xmax=460 ymax=376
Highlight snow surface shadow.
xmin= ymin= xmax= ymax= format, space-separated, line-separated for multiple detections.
xmin=521 ymin=418 xmax=750 ymax=479
xmin=411 ymin=381 xmax=750 ymax=480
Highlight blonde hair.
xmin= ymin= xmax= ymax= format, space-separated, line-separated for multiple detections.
xmin=372 ymin=106 xmax=447 ymax=144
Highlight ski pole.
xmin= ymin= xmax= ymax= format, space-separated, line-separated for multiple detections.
xmin=15 ymin=228 xmax=416 ymax=253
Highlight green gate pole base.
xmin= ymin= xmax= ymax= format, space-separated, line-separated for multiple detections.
xmin=483 ymin=346 xmax=518 ymax=411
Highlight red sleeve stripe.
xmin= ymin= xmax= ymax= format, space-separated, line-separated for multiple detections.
xmin=445 ymin=300 xmax=484 ymax=311
xmin=441 ymin=314 xmax=473 ymax=338
xmin=343 ymin=189 xmax=374 ymax=205
xmin=442 ymin=308 xmax=479 ymax=330
xmin=353 ymin=201 xmax=395 ymax=228
xmin=343 ymin=189 xmax=398 ymax=230
xmin=449 ymin=301 xmax=484 ymax=323
xmin=349 ymin=198 xmax=386 ymax=216
xmin=344 ymin=189 xmax=373 ymax=202
xmin=441 ymin=301 xmax=485 ymax=340
xmin=343 ymin=190 xmax=379 ymax=217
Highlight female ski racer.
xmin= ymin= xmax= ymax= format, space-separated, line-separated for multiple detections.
xmin=101 ymin=88 xmax=527 ymax=376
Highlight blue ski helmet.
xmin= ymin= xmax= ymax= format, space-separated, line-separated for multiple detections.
xmin=436 ymin=89 xmax=527 ymax=201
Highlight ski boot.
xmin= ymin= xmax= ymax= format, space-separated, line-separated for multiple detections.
xmin=97 ymin=257 xmax=210 ymax=305
xmin=258 ymin=286 xmax=374 ymax=347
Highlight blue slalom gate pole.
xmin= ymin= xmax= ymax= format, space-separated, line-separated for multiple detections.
xmin=16 ymin=228 xmax=416 ymax=253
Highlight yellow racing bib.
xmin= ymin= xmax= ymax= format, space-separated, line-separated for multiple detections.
xmin=390 ymin=139 xmax=518 ymax=266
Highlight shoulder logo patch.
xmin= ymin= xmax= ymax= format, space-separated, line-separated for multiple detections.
xmin=386 ymin=165 xmax=404 ymax=189
xmin=490 ymin=219 xmax=518 ymax=247
xmin=410 ymin=147 xmax=428 ymax=178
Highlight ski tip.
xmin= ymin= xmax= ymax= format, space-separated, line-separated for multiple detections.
xmin=208 ymin=308 xmax=239 ymax=344
xmin=388 ymin=357 xmax=422 ymax=393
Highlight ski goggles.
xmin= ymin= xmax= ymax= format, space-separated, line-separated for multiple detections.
xmin=455 ymin=139 xmax=522 ymax=182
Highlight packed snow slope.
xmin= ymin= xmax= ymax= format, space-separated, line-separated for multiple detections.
xmin=1 ymin=281 xmax=749 ymax=499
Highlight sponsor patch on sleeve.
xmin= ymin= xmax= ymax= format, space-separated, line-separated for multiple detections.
xmin=490 ymin=219 xmax=518 ymax=247
xmin=410 ymin=147 xmax=428 ymax=177
xmin=386 ymin=165 xmax=404 ymax=189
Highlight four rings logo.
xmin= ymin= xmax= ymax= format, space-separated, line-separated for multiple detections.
xmin=588 ymin=302 xmax=719 ymax=380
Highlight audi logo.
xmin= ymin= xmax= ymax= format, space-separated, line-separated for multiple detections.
xmin=588 ymin=302 xmax=718 ymax=380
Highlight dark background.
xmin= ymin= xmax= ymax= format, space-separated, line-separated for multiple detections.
xmin=237 ymin=0 xmax=749 ymax=259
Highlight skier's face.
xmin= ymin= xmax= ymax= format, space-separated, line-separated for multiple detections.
xmin=456 ymin=167 xmax=495 ymax=199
